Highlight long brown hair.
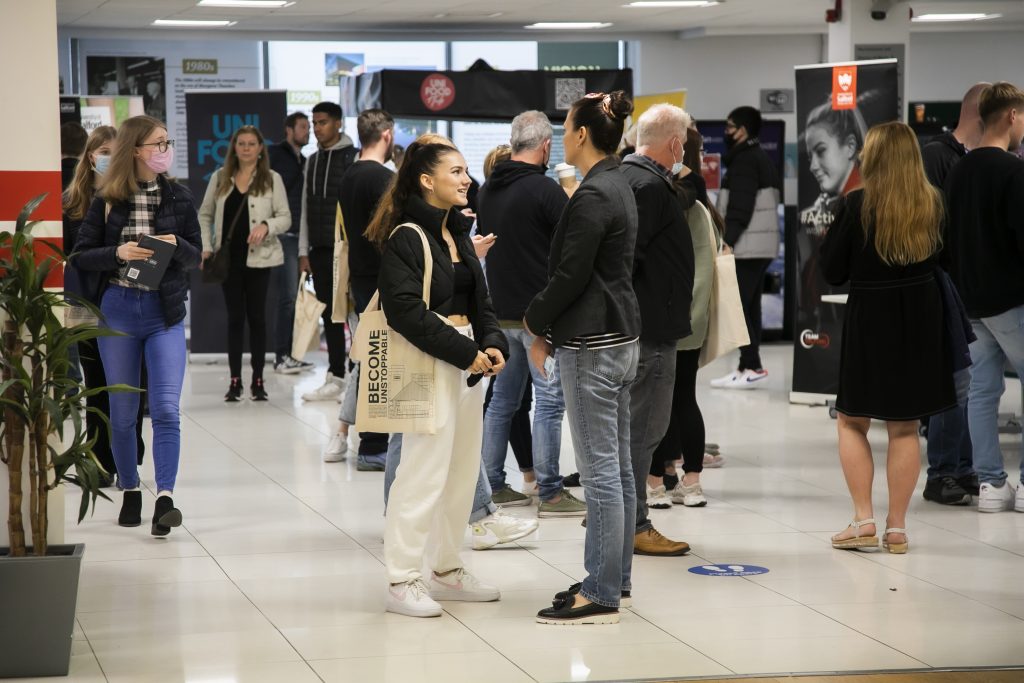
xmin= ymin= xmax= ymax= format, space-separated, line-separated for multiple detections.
xmin=860 ymin=121 xmax=943 ymax=265
xmin=98 ymin=115 xmax=167 ymax=204
xmin=63 ymin=125 xmax=116 ymax=220
xmin=218 ymin=125 xmax=273 ymax=197
xmin=682 ymin=127 xmax=727 ymax=237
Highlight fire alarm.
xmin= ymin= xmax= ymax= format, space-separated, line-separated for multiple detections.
xmin=826 ymin=0 xmax=842 ymax=23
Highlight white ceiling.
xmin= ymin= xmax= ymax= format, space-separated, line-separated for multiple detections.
xmin=56 ymin=0 xmax=1023 ymax=35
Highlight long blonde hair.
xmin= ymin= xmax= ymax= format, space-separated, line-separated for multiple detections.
xmin=217 ymin=125 xmax=273 ymax=197
xmin=98 ymin=115 xmax=167 ymax=204
xmin=860 ymin=121 xmax=942 ymax=266
xmin=63 ymin=125 xmax=116 ymax=220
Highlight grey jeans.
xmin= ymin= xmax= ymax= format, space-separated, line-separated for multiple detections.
xmin=629 ymin=339 xmax=678 ymax=532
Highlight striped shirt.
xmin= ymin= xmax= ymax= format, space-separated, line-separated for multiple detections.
xmin=112 ymin=179 xmax=161 ymax=289
xmin=556 ymin=333 xmax=639 ymax=351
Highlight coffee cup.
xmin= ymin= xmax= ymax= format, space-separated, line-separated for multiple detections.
xmin=555 ymin=163 xmax=576 ymax=188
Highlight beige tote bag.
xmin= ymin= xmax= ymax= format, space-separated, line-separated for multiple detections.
xmin=330 ymin=202 xmax=350 ymax=323
xmin=353 ymin=224 xmax=451 ymax=435
xmin=291 ymin=273 xmax=326 ymax=361
xmin=699 ymin=246 xmax=751 ymax=368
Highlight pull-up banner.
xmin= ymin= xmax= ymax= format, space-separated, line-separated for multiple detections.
xmin=341 ymin=69 xmax=633 ymax=122
xmin=790 ymin=59 xmax=899 ymax=405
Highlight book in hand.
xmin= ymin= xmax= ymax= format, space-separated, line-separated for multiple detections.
xmin=125 ymin=234 xmax=176 ymax=289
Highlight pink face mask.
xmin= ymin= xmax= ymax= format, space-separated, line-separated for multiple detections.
xmin=144 ymin=146 xmax=174 ymax=174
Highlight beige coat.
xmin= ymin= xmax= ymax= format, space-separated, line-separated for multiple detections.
xmin=198 ymin=168 xmax=290 ymax=268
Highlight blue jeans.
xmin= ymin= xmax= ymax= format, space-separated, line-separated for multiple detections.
xmin=97 ymin=286 xmax=186 ymax=492
xmin=968 ymin=305 xmax=1024 ymax=486
xmin=272 ymin=233 xmax=298 ymax=359
xmin=482 ymin=328 xmax=565 ymax=500
xmin=557 ymin=340 xmax=639 ymax=608
xmin=926 ymin=370 xmax=974 ymax=481
xmin=384 ymin=433 xmax=497 ymax=523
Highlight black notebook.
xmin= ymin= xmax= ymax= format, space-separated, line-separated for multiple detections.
xmin=124 ymin=234 xmax=176 ymax=289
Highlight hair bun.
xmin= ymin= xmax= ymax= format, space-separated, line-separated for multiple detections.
xmin=607 ymin=91 xmax=634 ymax=121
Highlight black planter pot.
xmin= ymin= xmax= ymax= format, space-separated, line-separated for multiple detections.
xmin=0 ymin=543 xmax=84 ymax=678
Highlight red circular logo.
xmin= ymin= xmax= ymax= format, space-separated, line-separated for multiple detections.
xmin=420 ymin=73 xmax=456 ymax=112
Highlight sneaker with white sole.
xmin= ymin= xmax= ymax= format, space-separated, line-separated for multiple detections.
xmin=302 ymin=372 xmax=344 ymax=402
xmin=672 ymin=481 xmax=707 ymax=507
xmin=978 ymin=481 xmax=1015 ymax=513
xmin=429 ymin=568 xmax=500 ymax=602
xmin=710 ymin=370 xmax=741 ymax=388
xmin=323 ymin=432 xmax=348 ymax=462
xmin=1015 ymin=482 xmax=1024 ymax=513
xmin=735 ymin=368 xmax=769 ymax=388
xmin=646 ymin=485 xmax=672 ymax=509
xmin=703 ymin=453 xmax=725 ymax=468
xmin=386 ymin=579 xmax=443 ymax=617
xmin=274 ymin=355 xmax=313 ymax=375
xmin=471 ymin=510 xmax=539 ymax=550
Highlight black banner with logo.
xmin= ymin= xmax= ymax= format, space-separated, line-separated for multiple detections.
xmin=185 ymin=90 xmax=286 ymax=355
xmin=791 ymin=60 xmax=898 ymax=403
xmin=341 ymin=69 xmax=632 ymax=123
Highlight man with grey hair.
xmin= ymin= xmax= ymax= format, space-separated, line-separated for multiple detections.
xmin=478 ymin=111 xmax=585 ymax=517
xmin=620 ymin=103 xmax=695 ymax=556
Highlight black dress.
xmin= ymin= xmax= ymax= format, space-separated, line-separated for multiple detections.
xmin=819 ymin=190 xmax=956 ymax=421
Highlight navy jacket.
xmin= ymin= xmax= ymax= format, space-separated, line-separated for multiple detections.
xmin=268 ymin=140 xmax=305 ymax=235
xmin=72 ymin=176 xmax=203 ymax=326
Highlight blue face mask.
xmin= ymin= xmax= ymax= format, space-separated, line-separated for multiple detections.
xmin=671 ymin=140 xmax=684 ymax=176
xmin=93 ymin=154 xmax=111 ymax=175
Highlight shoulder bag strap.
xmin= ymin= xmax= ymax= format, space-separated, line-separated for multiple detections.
xmin=388 ymin=222 xmax=434 ymax=309
xmin=221 ymin=180 xmax=248 ymax=247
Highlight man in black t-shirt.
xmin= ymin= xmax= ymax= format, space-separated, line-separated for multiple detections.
xmin=944 ymin=82 xmax=1024 ymax=514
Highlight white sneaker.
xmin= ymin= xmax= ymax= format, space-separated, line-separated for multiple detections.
xmin=672 ymin=481 xmax=707 ymax=507
xmin=521 ymin=481 xmax=539 ymax=497
xmin=1015 ymin=482 xmax=1024 ymax=513
xmin=710 ymin=370 xmax=741 ymax=388
xmin=703 ymin=453 xmax=725 ymax=468
xmin=302 ymin=372 xmax=344 ymax=401
xmin=734 ymin=368 xmax=769 ymax=389
xmin=646 ymin=485 xmax=672 ymax=509
xmin=978 ymin=482 xmax=1015 ymax=513
xmin=323 ymin=432 xmax=347 ymax=462
xmin=429 ymin=568 xmax=500 ymax=602
xmin=386 ymin=579 xmax=443 ymax=617
xmin=471 ymin=510 xmax=539 ymax=550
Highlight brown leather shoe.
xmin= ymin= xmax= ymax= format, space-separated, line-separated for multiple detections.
xmin=633 ymin=528 xmax=690 ymax=556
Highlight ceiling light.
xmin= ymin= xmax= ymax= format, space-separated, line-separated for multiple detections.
xmin=152 ymin=18 xmax=237 ymax=26
xmin=198 ymin=0 xmax=293 ymax=7
xmin=524 ymin=22 xmax=613 ymax=29
xmin=625 ymin=1 xmax=720 ymax=7
xmin=912 ymin=13 xmax=1001 ymax=22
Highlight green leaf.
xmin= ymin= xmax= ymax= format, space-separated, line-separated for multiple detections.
xmin=14 ymin=193 xmax=47 ymax=234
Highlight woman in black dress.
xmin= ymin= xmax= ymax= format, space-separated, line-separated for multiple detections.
xmin=820 ymin=121 xmax=955 ymax=555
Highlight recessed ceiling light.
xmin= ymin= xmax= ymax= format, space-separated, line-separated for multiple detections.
xmin=524 ymin=22 xmax=613 ymax=29
xmin=198 ymin=0 xmax=292 ymax=7
xmin=912 ymin=12 xmax=1001 ymax=22
xmin=152 ymin=18 xmax=237 ymax=26
xmin=624 ymin=1 xmax=720 ymax=7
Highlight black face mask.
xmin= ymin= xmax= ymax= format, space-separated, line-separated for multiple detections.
xmin=724 ymin=131 xmax=738 ymax=150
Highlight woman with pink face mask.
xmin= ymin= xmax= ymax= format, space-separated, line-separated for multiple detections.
xmin=73 ymin=115 xmax=203 ymax=536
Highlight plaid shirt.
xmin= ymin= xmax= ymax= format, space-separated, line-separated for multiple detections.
xmin=113 ymin=179 xmax=161 ymax=289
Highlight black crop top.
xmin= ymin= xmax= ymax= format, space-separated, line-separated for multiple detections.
xmin=450 ymin=260 xmax=473 ymax=316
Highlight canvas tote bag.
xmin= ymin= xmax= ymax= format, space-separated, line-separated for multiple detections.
xmin=699 ymin=243 xmax=751 ymax=368
xmin=330 ymin=202 xmax=350 ymax=323
xmin=291 ymin=273 xmax=326 ymax=361
xmin=352 ymin=223 xmax=452 ymax=435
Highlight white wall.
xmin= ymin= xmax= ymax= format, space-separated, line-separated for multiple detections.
xmin=909 ymin=31 xmax=1024 ymax=101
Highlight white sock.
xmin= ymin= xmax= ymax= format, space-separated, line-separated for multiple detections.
xmin=157 ymin=490 xmax=173 ymax=499
xmin=124 ymin=487 xmax=140 ymax=492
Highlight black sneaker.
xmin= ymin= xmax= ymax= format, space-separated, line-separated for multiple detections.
xmin=118 ymin=490 xmax=142 ymax=527
xmin=562 ymin=472 xmax=581 ymax=487
xmin=537 ymin=593 xmax=619 ymax=625
xmin=923 ymin=476 xmax=971 ymax=505
xmin=957 ymin=473 xmax=980 ymax=496
xmin=251 ymin=378 xmax=268 ymax=401
xmin=151 ymin=495 xmax=182 ymax=537
xmin=553 ymin=582 xmax=631 ymax=608
xmin=224 ymin=377 xmax=242 ymax=402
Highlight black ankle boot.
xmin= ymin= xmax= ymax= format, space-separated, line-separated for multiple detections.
xmin=250 ymin=377 xmax=268 ymax=401
xmin=225 ymin=377 xmax=242 ymax=402
xmin=118 ymin=490 xmax=142 ymax=527
xmin=151 ymin=495 xmax=182 ymax=537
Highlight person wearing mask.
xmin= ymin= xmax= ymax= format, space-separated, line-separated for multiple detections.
xmin=298 ymin=101 xmax=357 ymax=401
xmin=368 ymin=141 xmax=509 ymax=617
xmin=526 ymin=91 xmax=640 ymax=625
xmin=919 ymin=83 xmax=989 ymax=507
xmin=711 ymin=106 xmax=782 ymax=389
xmin=944 ymin=82 xmax=1024 ymax=514
xmin=199 ymin=125 xmax=291 ymax=401
xmin=269 ymin=111 xmax=315 ymax=375
xmin=72 ymin=115 xmax=202 ymax=535
xmin=478 ymin=111 xmax=582 ymax=517
xmin=821 ymin=121 xmax=953 ymax=554
xmin=61 ymin=122 xmax=88 ymax=190
xmin=619 ymin=104 xmax=694 ymax=556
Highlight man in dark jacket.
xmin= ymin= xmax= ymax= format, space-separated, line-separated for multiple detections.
xmin=920 ymin=83 xmax=987 ymax=507
xmin=620 ymin=104 xmax=694 ymax=557
xmin=297 ymin=101 xmax=357 ymax=401
xmin=268 ymin=111 xmax=313 ymax=375
xmin=477 ymin=111 xmax=583 ymax=517
xmin=711 ymin=106 xmax=781 ymax=390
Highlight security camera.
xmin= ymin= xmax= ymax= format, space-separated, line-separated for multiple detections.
xmin=871 ymin=0 xmax=894 ymax=20
xmin=871 ymin=9 xmax=886 ymax=20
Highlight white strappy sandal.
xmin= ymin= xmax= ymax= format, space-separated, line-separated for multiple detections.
xmin=831 ymin=518 xmax=879 ymax=550
xmin=882 ymin=527 xmax=909 ymax=554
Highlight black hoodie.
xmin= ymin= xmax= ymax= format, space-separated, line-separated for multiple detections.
xmin=476 ymin=160 xmax=567 ymax=321
xmin=921 ymin=131 xmax=966 ymax=191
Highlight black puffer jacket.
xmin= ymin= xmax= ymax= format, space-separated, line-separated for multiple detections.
xmin=72 ymin=176 xmax=203 ymax=326
xmin=378 ymin=195 xmax=508 ymax=370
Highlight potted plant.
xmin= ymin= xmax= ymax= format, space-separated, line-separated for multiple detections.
xmin=0 ymin=193 xmax=125 ymax=678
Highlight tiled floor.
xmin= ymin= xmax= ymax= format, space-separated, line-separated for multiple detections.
xmin=31 ymin=344 xmax=1024 ymax=682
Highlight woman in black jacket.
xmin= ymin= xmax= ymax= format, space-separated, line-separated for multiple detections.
xmin=72 ymin=115 xmax=202 ymax=536
xmin=525 ymin=91 xmax=641 ymax=625
xmin=366 ymin=141 xmax=509 ymax=618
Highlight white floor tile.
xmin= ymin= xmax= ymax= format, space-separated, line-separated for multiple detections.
xmin=312 ymin=651 xmax=534 ymax=683
xmin=281 ymin=618 xmax=493 ymax=660
xmin=502 ymin=642 xmax=731 ymax=682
